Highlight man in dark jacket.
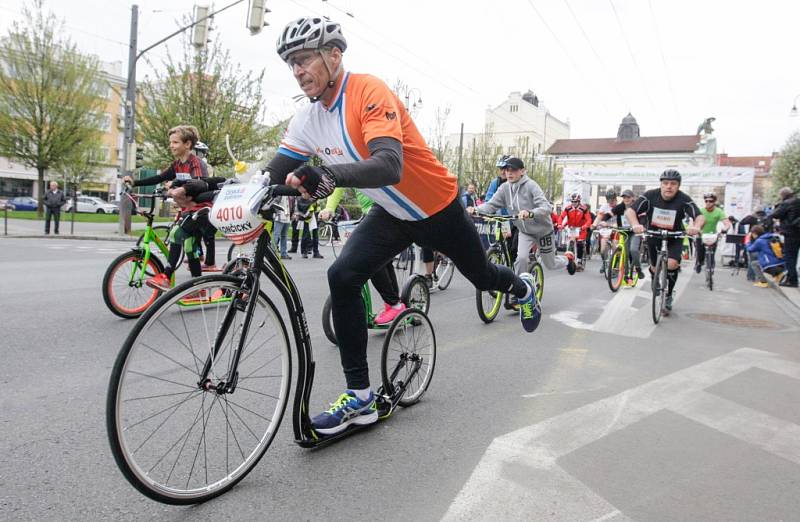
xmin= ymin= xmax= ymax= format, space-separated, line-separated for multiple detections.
xmin=44 ymin=181 xmax=66 ymax=234
xmin=769 ymin=187 xmax=800 ymax=287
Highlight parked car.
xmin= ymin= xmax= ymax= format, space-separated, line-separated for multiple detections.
xmin=8 ymin=196 xmax=38 ymax=211
xmin=0 ymin=198 xmax=16 ymax=210
xmin=65 ymin=196 xmax=119 ymax=214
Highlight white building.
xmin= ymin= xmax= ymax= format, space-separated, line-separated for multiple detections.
xmin=546 ymin=113 xmax=747 ymax=212
xmin=447 ymin=90 xmax=570 ymax=160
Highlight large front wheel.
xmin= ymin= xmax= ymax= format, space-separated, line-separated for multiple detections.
xmin=107 ymin=275 xmax=292 ymax=504
xmin=433 ymin=253 xmax=455 ymax=290
xmin=102 ymin=249 xmax=165 ymax=319
xmin=652 ymin=257 xmax=666 ymax=324
xmin=607 ymin=246 xmax=625 ymax=293
xmin=476 ymin=248 xmax=504 ymax=323
xmin=401 ymin=275 xmax=430 ymax=315
xmin=381 ymin=308 xmax=436 ymax=407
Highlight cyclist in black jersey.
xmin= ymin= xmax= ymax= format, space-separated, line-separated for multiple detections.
xmin=625 ymin=170 xmax=705 ymax=311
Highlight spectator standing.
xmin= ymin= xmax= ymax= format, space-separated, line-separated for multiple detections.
xmin=271 ymin=195 xmax=292 ymax=259
xmin=44 ymin=181 xmax=66 ymax=235
xmin=461 ymin=182 xmax=478 ymax=208
xmin=769 ymin=187 xmax=800 ymax=288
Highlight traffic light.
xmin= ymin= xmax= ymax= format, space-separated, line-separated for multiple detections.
xmin=135 ymin=146 xmax=145 ymax=169
xmin=192 ymin=5 xmax=211 ymax=49
xmin=246 ymin=0 xmax=269 ymax=35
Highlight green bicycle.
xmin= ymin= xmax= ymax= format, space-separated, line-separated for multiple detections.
xmin=606 ymin=226 xmax=642 ymax=292
xmin=102 ymin=187 xmax=225 ymax=318
xmin=320 ymin=219 xmax=430 ymax=345
xmin=474 ymin=212 xmax=544 ymax=323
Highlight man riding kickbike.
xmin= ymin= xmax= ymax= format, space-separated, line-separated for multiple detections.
xmin=467 ymin=156 xmax=576 ymax=292
xmin=269 ymin=17 xmax=540 ymax=436
xmin=559 ymin=192 xmax=592 ymax=271
xmin=625 ymin=169 xmax=705 ymax=314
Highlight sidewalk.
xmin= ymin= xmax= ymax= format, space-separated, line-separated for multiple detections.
xmin=0 ymin=217 xmax=142 ymax=241
xmin=771 ymin=275 xmax=800 ymax=312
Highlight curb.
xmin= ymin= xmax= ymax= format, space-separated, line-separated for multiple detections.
xmin=0 ymin=234 xmax=233 ymax=243
xmin=771 ymin=282 xmax=800 ymax=312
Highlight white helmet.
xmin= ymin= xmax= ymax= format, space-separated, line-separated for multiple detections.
xmin=276 ymin=17 xmax=347 ymax=62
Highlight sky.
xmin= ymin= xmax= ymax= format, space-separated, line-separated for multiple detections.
xmin=1 ymin=0 xmax=799 ymax=156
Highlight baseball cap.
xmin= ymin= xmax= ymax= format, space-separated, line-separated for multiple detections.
xmin=504 ymin=157 xmax=525 ymax=170
xmin=622 ymin=189 xmax=635 ymax=197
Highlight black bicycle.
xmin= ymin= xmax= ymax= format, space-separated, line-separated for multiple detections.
xmin=106 ymin=184 xmax=436 ymax=504
xmin=697 ymin=232 xmax=721 ymax=291
xmin=645 ymin=229 xmax=687 ymax=324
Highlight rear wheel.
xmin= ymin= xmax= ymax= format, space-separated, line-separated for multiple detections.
xmin=321 ymin=295 xmax=337 ymax=345
xmin=401 ymin=275 xmax=430 ymax=315
xmin=476 ymin=248 xmax=504 ymax=323
xmin=107 ymin=275 xmax=292 ymax=504
xmin=381 ymin=308 xmax=436 ymax=407
xmin=318 ymin=223 xmax=333 ymax=247
xmin=607 ymin=246 xmax=625 ymax=292
xmin=433 ymin=253 xmax=455 ymax=290
xmin=102 ymin=249 xmax=165 ymax=319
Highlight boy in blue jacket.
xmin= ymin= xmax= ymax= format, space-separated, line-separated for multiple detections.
xmin=747 ymin=225 xmax=786 ymax=287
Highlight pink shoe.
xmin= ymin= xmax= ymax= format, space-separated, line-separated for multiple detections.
xmin=374 ymin=303 xmax=406 ymax=325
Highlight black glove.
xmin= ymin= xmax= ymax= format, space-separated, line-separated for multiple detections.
xmin=292 ymin=165 xmax=337 ymax=200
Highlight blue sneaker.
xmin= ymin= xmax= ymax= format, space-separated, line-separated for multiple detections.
xmin=311 ymin=390 xmax=378 ymax=436
xmin=518 ymin=273 xmax=542 ymax=333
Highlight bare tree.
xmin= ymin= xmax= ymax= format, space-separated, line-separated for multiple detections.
xmin=137 ymin=20 xmax=270 ymax=175
xmin=0 ymin=0 xmax=105 ymax=215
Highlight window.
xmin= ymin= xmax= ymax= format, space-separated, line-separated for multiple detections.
xmin=509 ymin=104 xmax=519 ymax=113
xmin=99 ymin=113 xmax=112 ymax=132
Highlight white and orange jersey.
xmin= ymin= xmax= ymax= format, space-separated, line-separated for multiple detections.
xmin=278 ymin=72 xmax=458 ymax=221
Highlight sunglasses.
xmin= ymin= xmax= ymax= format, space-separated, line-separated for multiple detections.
xmin=704 ymin=199 xmax=715 ymax=203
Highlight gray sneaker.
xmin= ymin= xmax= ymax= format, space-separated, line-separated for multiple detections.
xmin=665 ymin=293 xmax=673 ymax=311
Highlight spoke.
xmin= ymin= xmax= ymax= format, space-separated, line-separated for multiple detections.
xmin=226 ymin=398 xmax=263 ymax=442
xmin=236 ymin=385 xmax=281 ymax=400
xmin=126 ymin=369 xmax=197 ymax=390
xmin=123 ymin=389 xmax=200 ymax=403
xmin=140 ymin=342 xmax=201 ymax=377
xmin=160 ymin=314 xmax=204 ymax=374
xmin=221 ymin=396 xmax=247 ymax=461
xmin=239 ymin=352 xmax=282 ymax=381
xmin=225 ymin=397 xmax=275 ymax=424
xmin=130 ymin=390 xmax=202 ymax=454
xmin=158 ymin=394 xmax=207 ymax=481
xmin=125 ymin=389 xmax=202 ymax=434
xmin=238 ymin=373 xmax=283 ymax=382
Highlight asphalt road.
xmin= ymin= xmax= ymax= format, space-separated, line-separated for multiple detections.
xmin=2 ymin=237 xmax=799 ymax=521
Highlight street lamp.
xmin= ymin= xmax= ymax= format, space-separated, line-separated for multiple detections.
xmin=403 ymin=87 xmax=423 ymax=116
xmin=790 ymin=94 xmax=799 ymax=117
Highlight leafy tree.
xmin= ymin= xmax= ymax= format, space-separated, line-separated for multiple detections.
xmin=772 ymin=131 xmax=800 ymax=194
xmin=463 ymin=123 xmax=501 ymax=196
xmin=138 ymin=24 xmax=270 ymax=176
xmin=59 ymin=138 xmax=104 ymax=207
xmin=0 ymin=0 xmax=105 ymax=215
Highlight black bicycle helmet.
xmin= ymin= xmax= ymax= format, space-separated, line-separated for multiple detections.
xmin=703 ymin=192 xmax=717 ymax=201
xmin=660 ymin=169 xmax=681 ymax=182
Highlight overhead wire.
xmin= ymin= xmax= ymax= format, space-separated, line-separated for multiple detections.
xmin=647 ymin=0 xmax=681 ymax=127
xmin=607 ymin=0 xmax=663 ymax=132
xmin=560 ymin=0 xmax=627 ymax=108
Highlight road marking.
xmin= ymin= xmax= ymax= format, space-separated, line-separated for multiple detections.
xmin=442 ymin=348 xmax=800 ymax=521
xmin=549 ymin=270 xmax=693 ymax=338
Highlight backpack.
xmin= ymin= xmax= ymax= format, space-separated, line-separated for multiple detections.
xmin=769 ymin=235 xmax=784 ymax=259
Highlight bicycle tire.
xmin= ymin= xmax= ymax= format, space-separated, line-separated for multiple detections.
xmin=433 ymin=253 xmax=455 ymax=290
xmin=401 ymin=275 xmax=430 ymax=315
xmin=531 ymin=261 xmax=545 ymax=302
xmin=607 ymin=246 xmax=624 ymax=293
xmin=652 ymin=257 xmax=665 ymax=324
xmin=318 ymin=224 xmax=333 ymax=248
xmin=107 ymin=275 xmax=292 ymax=504
xmin=321 ymin=295 xmax=337 ymax=345
xmin=476 ymin=248 xmax=504 ymax=323
xmin=135 ymin=225 xmax=170 ymax=248
xmin=102 ymin=249 xmax=165 ymax=319
xmin=381 ymin=308 xmax=436 ymax=407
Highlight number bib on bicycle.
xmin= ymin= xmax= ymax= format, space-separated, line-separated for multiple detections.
xmin=210 ymin=184 xmax=266 ymax=245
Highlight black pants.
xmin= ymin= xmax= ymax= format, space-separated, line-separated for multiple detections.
xmin=202 ymin=226 xmax=216 ymax=266
xmin=371 ymin=261 xmax=400 ymax=305
xmin=785 ymin=234 xmax=799 ymax=285
xmin=165 ymin=212 xmax=213 ymax=278
xmin=289 ymin=220 xmax=300 ymax=252
xmin=45 ymin=207 xmax=60 ymax=233
xmin=328 ymin=197 xmax=523 ymax=389
xmin=300 ymin=222 xmax=319 ymax=255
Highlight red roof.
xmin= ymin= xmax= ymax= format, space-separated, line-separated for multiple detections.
xmin=547 ymin=135 xmax=699 ymax=155
xmin=717 ymin=154 xmax=776 ymax=173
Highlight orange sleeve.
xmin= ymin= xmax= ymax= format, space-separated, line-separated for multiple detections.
xmin=356 ymin=77 xmax=403 ymax=145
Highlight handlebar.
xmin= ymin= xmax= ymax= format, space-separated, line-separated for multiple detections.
xmin=471 ymin=211 xmax=527 ymax=221
xmin=643 ymin=229 xmax=688 ymax=238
